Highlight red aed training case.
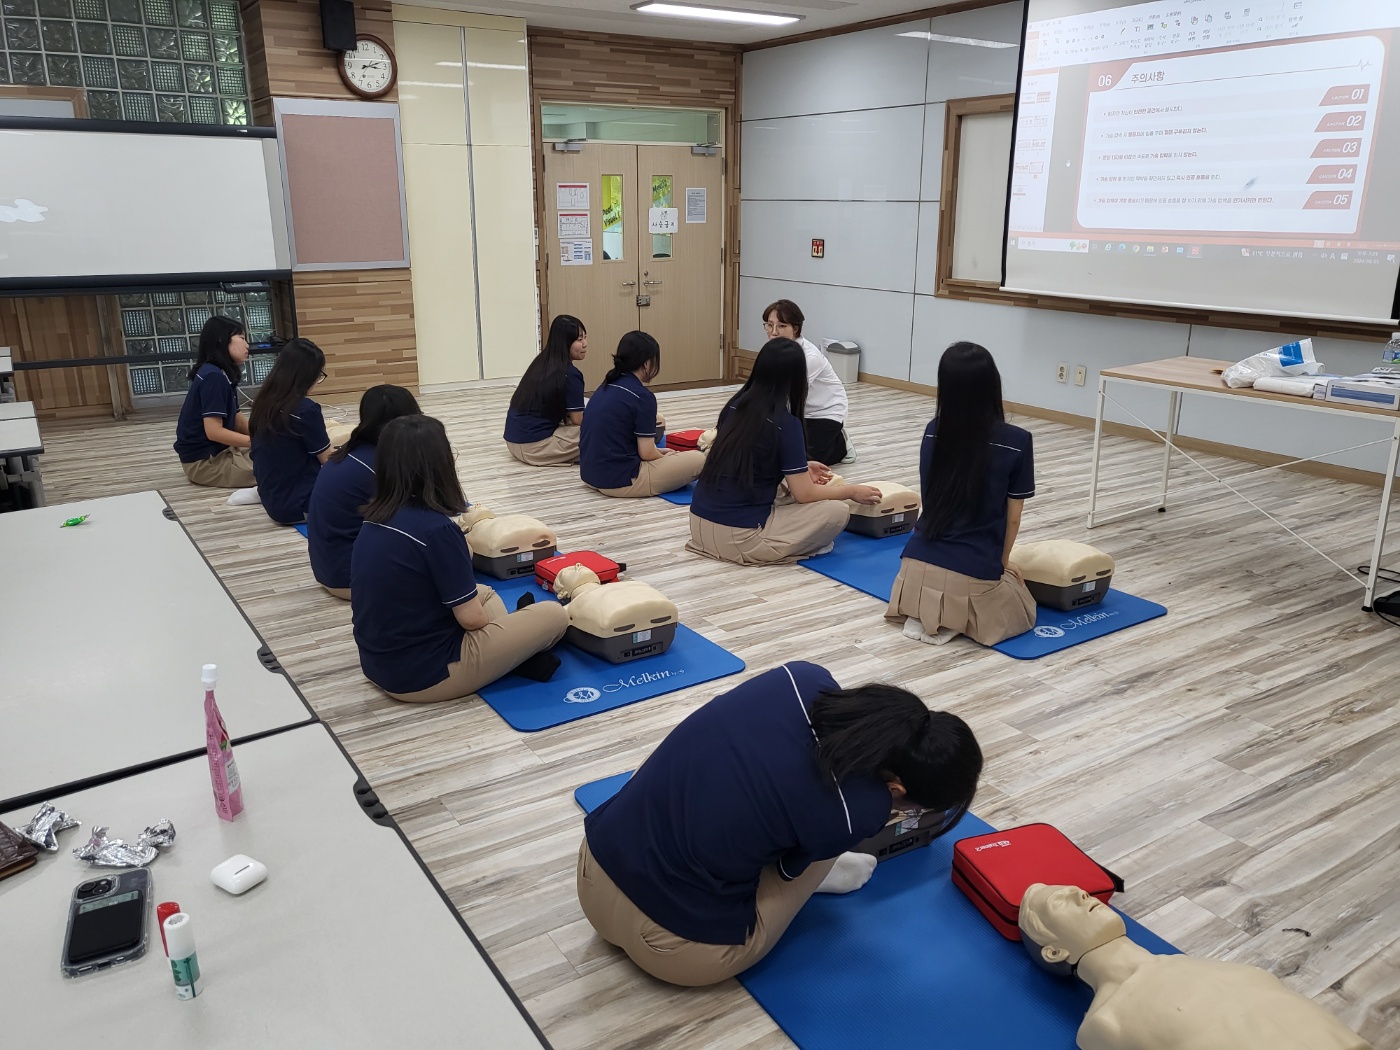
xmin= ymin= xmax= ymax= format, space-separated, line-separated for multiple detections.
xmin=534 ymin=551 xmax=625 ymax=592
xmin=665 ymin=429 xmax=704 ymax=452
xmin=951 ymin=823 xmax=1124 ymax=941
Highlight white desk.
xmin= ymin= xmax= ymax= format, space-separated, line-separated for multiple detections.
xmin=0 ymin=724 xmax=549 ymax=1048
xmin=0 ymin=349 xmax=13 ymax=402
xmin=1088 ymin=357 xmax=1400 ymax=610
xmin=0 ymin=399 xmax=43 ymax=505
xmin=0 ymin=492 xmax=315 ymax=809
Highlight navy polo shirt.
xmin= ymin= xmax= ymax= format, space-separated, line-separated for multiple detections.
xmin=504 ymin=365 xmax=586 ymax=444
xmin=350 ymin=505 xmax=477 ymax=695
xmin=173 ymin=363 xmax=240 ymax=463
xmin=579 ymin=373 xmax=656 ymax=490
xmin=585 ymin=661 xmax=890 ymax=946
xmin=691 ymin=406 xmax=808 ymax=529
xmin=250 ymin=397 xmax=331 ymax=525
xmin=306 ymin=442 xmax=377 ymax=590
xmin=902 ymin=419 xmax=1035 ymax=581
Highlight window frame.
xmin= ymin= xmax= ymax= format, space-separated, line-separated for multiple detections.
xmin=936 ymin=93 xmax=1015 ymax=299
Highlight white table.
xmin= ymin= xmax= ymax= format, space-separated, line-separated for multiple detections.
xmin=0 ymin=491 xmax=316 ymax=810
xmin=0 ymin=349 xmax=13 ymax=402
xmin=1088 ymin=357 xmax=1400 ymax=610
xmin=0 ymin=399 xmax=43 ymax=505
xmin=0 ymin=724 xmax=549 ymax=1048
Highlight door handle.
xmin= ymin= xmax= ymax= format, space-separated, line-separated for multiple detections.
xmin=621 ymin=281 xmax=638 ymax=287
xmin=642 ymin=280 xmax=663 ymax=286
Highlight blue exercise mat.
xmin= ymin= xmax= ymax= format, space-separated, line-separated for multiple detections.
xmin=572 ymin=775 xmax=1178 ymax=1050
xmin=477 ymin=604 xmax=745 ymax=732
xmin=573 ymin=771 xmax=633 ymax=812
xmin=800 ymin=529 xmax=906 ymax=600
xmin=658 ymin=482 xmax=694 ymax=505
xmin=294 ymin=523 xmax=309 ymax=538
xmin=992 ymin=589 xmax=1167 ymax=659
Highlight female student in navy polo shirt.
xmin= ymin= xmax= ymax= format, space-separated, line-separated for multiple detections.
xmin=173 ymin=315 xmax=254 ymax=488
xmin=578 ymin=331 xmax=705 ymax=497
xmin=887 ymin=341 xmax=1037 ymax=646
xmin=351 ymin=414 xmax=569 ymax=703
xmin=578 ymin=660 xmax=983 ymax=986
xmin=305 ymin=384 xmax=420 ymax=600
xmin=687 ymin=338 xmax=881 ymax=565
xmin=503 ymin=314 xmax=588 ymax=466
xmin=249 ymin=338 xmax=334 ymax=525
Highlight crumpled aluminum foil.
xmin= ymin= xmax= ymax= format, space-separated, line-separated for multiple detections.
xmin=15 ymin=802 xmax=80 ymax=851
xmin=72 ymin=820 xmax=176 ymax=868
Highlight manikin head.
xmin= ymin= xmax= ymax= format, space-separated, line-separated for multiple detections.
xmin=1019 ymin=883 xmax=1127 ymax=977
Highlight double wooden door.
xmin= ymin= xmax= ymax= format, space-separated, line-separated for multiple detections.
xmin=543 ymin=142 xmax=723 ymax=389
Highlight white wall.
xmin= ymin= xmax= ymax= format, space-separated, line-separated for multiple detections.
xmin=739 ymin=2 xmax=1397 ymax=473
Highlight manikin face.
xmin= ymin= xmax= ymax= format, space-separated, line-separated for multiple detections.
xmin=1020 ymin=883 xmax=1127 ymax=966
xmin=764 ymin=312 xmax=798 ymax=341
xmin=570 ymin=333 xmax=587 ymax=361
xmin=228 ymin=331 xmax=250 ymax=366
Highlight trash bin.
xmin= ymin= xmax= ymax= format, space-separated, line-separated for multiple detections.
xmin=824 ymin=341 xmax=860 ymax=385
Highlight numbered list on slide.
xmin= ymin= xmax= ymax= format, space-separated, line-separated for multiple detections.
xmin=1076 ymin=35 xmax=1385 ymax=235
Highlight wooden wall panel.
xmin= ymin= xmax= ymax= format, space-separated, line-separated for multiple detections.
xmin=292 ymin=269 xmax=418 ymax=396
xmin=1 ymin=297 xmax=128 ymax=421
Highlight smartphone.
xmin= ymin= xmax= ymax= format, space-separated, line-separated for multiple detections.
xmin=61 ymin=868 xmax=152 ymax=978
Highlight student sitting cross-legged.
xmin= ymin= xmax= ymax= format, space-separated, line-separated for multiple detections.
xmin=306 ymin=383 xmax=420 ymax=600
xmin=887 ymin=341 xmax=1037 ymax=647
xmin=503 ymin=313 xmax=588 ymax=466
xmin=172 ymin=315 xmax=255 ymax=488
xmin=687 ymin=337 xmax=881 ymax=565
xmin=249 ymin=338 xmax=333 ymax=526
xmin=577 ymin=660 xmax=983 ymax=987
xmin=578 ymin=331 xmax=705 ymax=497
xmin=351 ymin=414 xmax=569 ymax=703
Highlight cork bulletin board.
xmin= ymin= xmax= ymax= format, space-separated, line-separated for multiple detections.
xmin=273 ymin=98 xmax=410 ymax=270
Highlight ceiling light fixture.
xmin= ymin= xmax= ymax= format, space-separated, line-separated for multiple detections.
xmin=897 ymin=31 xmax=1016 ymax=48
xmin=632 ymin=2 xmax=802 ymax=27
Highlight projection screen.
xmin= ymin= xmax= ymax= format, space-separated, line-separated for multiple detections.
xmin=1004 ymin=0 xmax=1400 ymax=323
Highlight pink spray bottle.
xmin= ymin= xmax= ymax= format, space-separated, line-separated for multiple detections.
xmin=203 ymin=664 xmax=244 ymax=821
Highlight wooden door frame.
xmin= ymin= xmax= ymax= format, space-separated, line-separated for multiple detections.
xmin=527 ymin=27 xmax=743 ymax=386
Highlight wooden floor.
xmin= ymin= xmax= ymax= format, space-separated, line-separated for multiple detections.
xmin=32 ymin=381 xmax=1400 ymax=1049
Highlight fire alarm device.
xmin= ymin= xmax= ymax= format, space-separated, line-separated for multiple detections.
xmin=811 ymin=238 xmax=825 ymax=258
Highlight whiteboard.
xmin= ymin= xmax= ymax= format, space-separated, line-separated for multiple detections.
xmin=0 ymin=124 xmax=290 ymax=288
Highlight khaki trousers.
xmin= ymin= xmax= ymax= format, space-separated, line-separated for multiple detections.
xmin=885 ymin=557 xmax=1036 ymax=646
xmin=506 ymin=426 xmax=580 ymax=466
xmin=576 ymin=837 xmax=835 ymax=987
xmin=596 ymin=449 xmax=706 ymax=498
xmin=384 ymin=586 xmax=569 ymax=703
xmin=322 ymin=585 xmax=351 ymax=601
xmin=687 ymin=499 xmax=849 ymax=566
xmin=181 ymin=446 xmax=254 ymax=488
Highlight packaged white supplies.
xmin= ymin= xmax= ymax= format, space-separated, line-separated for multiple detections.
xmin=1222 ymin=338 xmax=1323 ymax=389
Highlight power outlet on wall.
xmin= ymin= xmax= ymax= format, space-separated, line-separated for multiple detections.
xmin=1074 ymin=365 xmax=1088 ymax=386
xmin=1056 ymin=363 xmax=1069 ymax=383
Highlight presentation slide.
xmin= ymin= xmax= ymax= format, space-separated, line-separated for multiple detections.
xmin=0 ymin=125 xmax=289 ymax=290
xmin=1005 ymin=0 xmax=1400 ymax=323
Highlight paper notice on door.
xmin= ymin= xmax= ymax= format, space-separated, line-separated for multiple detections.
xmin=560 ymin=239 xmax=593 ymax=266
xmin=685 ymin=187 xmax=707 ymax=223
xmin=648 ymin=207 xmax=679 ymax=234
xmin=558 ymin=212 xmax=589 ymax=240
xmin=556 ymin=182 xmax=589 ymax=211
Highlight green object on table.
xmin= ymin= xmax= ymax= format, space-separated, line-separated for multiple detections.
xmin=60 ymin=515 xmax=88 ymax=528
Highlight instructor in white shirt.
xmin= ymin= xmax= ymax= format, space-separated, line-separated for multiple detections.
xmin=762 ymin=299 xmax=852 ymax=466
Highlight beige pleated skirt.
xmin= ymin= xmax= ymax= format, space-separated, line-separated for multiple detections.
xmin=506 ymin=425 xmax=580 ymax=466
xmin=886 ymin=557 xmax=1036 ymax=646
xmin=687 ymin=500 xmax=849 ymax=566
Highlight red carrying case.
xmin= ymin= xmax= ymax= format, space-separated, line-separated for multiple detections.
xmin=951 ymin=823 xmax=1124 ymax=940
xmin=665 ymin=429 xmax=704 ymax=452
xmin=534 ymin=551 xmax=625 ymax=592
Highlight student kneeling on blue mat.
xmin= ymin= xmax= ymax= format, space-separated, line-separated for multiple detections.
xmin=351 ymin=414 xmax=569 ymax=703
xmin=577 ymin=661 xmax=982 ymax=986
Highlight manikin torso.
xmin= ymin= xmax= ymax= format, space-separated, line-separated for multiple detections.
xmin=1075 ymin=938 xmax=1371 ymax=1050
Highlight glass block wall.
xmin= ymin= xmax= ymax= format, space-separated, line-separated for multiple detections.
xmin=0 ymin=0 xmax=250 ymax=126
xmin=121 ymin=289 xmax=274 ymax=396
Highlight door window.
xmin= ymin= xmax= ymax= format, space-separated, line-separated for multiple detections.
xmin=651 ymin=175 xmax=673 ymax=259
xmin=601 ymin=174 xmax=624 ymax=262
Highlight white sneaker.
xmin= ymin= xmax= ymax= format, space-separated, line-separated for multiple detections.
xmin=838 ymin=431 xmax=856 ymax=465
xmin=227 ymin=486 xmax=261 ymax=506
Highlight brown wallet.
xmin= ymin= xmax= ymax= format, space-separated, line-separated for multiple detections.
xmin=0 ymin=819 xmax=39 ymax=880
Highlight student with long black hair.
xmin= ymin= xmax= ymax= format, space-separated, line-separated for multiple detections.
xmin=351 ymin=414 xmax=569 ymax=703
xmin=173 ymin=315 xmax=254 ymax=488
xmin=687 ymin=338 xmax=881 ymax=565
xmin=504 ymin=314 xmax=589 ymax=466
xmin=578 ymin=331 xmax=704 ymax=497
xmin=577 ymin=660 xmax=982 ymax=986
xmin=887 ymin=341 xmax=1036 ymax=646
xmin=248 ymin=338 xmax=333 ymax=525
xmin=306 ymin=384 xmax=421 ymax=599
